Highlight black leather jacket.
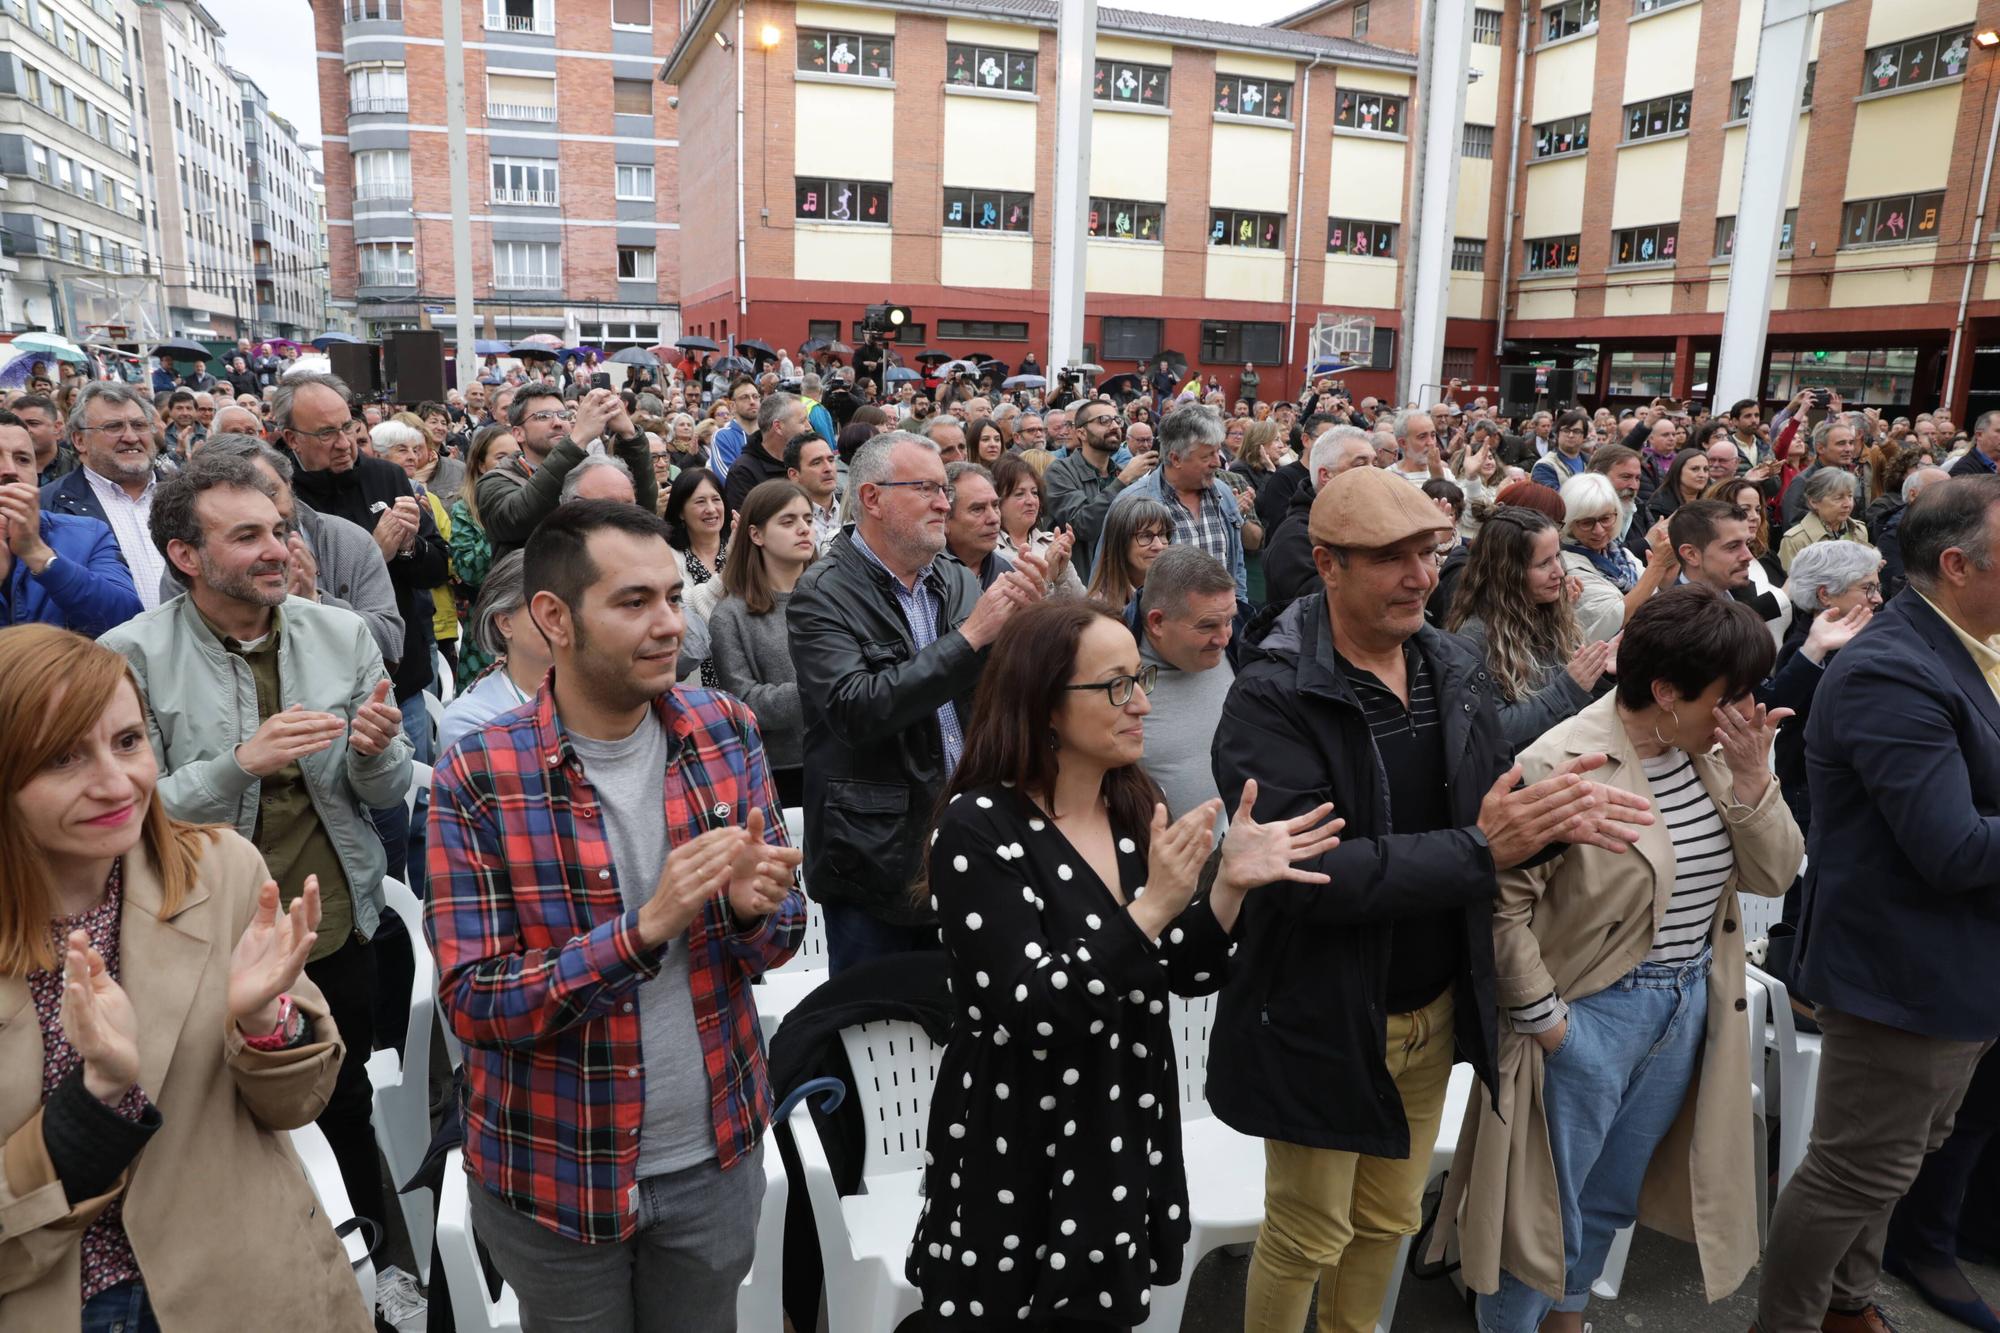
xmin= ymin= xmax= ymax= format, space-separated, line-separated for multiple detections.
xmin=785 ymin=528 xmax=984 ymax=925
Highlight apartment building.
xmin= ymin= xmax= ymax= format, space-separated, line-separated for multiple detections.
xmin=0 ymin=0 xmax=159 ymax=339
xmin=237 ymin=72 xmax=324 ymax=340
xmin=659 ymin=0 xmax=1423 ymax=404
xmin=314 ymin=0 xmax=684 ymax=351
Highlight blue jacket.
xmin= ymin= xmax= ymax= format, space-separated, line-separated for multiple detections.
xmin=1098 ymin=468 xmax=1248 ymax=602
xmin=0 ymin=510 xmax=142 ymax=635
xmin=1796 ymin=592 xmax=2000 ymax=1040
xmin=40 ymin=466 xmax=109 ymax=526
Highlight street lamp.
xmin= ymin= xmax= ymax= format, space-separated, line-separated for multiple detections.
xmin=759 ymin=22 xmax=782 ymax=48
xmin=1977 ymin=29 xmax=1999 ymax=49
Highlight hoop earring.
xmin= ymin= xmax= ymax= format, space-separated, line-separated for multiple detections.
xmin=1651 ymin=703 xmax=1681 ymax=751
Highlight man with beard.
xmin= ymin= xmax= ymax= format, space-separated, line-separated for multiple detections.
xmin=1585 ymin=442 xmax=1644 ymax=544
xmin=44 ymin=382 xmax=172 ymax=610
xmin=101 ymin=451 xmax=412 ymax=1277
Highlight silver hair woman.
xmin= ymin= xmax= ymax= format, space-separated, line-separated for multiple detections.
xmin=1773 ymin=540 xmax=1883 ymax=834
xmin=1559 ymin=472 xmax=1670 ymax=644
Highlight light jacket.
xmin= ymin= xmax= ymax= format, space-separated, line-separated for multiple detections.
xmin=1429 ymin=694 xmax=1801 ymax=1302
xmin=1100 ymin=469 xmax=1248 ymax=602
xmin=99 ymin=595 xmax=414 ymax=943
xmin=0 ymin=830 xmax=368 ymax=1333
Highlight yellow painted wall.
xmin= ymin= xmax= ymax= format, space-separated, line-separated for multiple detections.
xmin=1449 ymin=272 xmax=1485 ymax=320
xmin=1516 ymin=285 xmax=1577 ymax=322
xmin=1455 ymin=158 xmax=1493 ymax=235
xmin=1706 ymin=270 xmax=1792 ymax=313
xmin=1333 ymin=66 xmax=1412 ymax=95
xmin=1624 ymin=4 xmax=1703 ymax=103
xmin=1531 ymin=38 xmax=1596 ymax=121
xmin=795 ymin=225 xmax=891 ymax=281
xmin=1523 ymin=154 xmax=1587 ymax=238
xmin=944 ymin=17 xmax=1040 ymax=45
xmin=1327 ymin=133 xmax=1405 ymax=213
xmin=1866 ymin=0 xmax=1974 ymax=46
xmin=1211 ymin=122 xmax=1294 ymax=211
xmin=1604 ymin=277 xmax=1673 ymax=317
xmin=796 ymin=82 xmax=894 ymax=177
xmin=940 ymin=233 xmax=1033 ymax=290
xmin=1205 ymin=248 xmax=1286 ymax=302
xmin=796 ymin=2 xmax=894 ymax=34
xmin=1984 ymin=261 xmax=2000 ymax=302
xmin=1845 ymin=84 xmax=1960 ymax=197
xmin=1086 ymin=240 xmax=1165 ymax=295
xmin=1095 ymin=35 xmax=1174 ymax=63
xmin=1090 ymin=110 xmax=1170 ymax=199
xmin=1610 ymin=136 xmax=1688 ymax=228
xmin=1321 ymin=256 xmax=1398 ymax=309
xmin=1466 ymin=33 xmax=1501 ymax=123
xmin=1216 ymin=51 xmax=1296 ymax=79
xmin=1715 ymin=117 xmax=1809 ymax=215
xmin=943 ymin=96 xmax=1037 ymax=192
xmin=1830 ymin=246 xmax=1938 ymax=307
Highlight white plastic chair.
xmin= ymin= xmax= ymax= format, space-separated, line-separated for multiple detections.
xmin=787 ymin=1019 xmax=940 ymax=1333
xmin=1137 ymin=993 xmax=1267 ymax=1333
xmin=432 ymin=655 xmax=455 ymax=703
xmin=1380 ymin=1061 xmax=1475 ymax=1333
xmin=404 ymin=761 xmax=433 ymax=821
xmin=737 ymin=1134 xmax=791 ymax=1331
xmin=1750 ymin=961 xmax=1821 ymax=1197
xmin=766 ymin=894 xmax=828 ymax=976
xmin=1736 ymin=889 xmax=1786 ymax=944
xmin=291 ymin=1121 xmax=378 ymax=1312
xmin=365 ymin=876 xmax=441 ymax=1283
xmin=435 ymin=1150 xmax=523 ymax=1333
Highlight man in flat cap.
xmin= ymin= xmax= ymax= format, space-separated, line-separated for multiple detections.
xmin=1209 ymin=467 xmax=1655 ymax=1333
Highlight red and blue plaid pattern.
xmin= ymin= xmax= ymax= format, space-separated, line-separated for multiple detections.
xmin=425 ymin=678 xmax=803 ymax=1243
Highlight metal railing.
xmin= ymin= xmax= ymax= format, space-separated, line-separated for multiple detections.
xmin=493 ymin=270 xmax=561 ymax=290
xmin=491 ymin=187 xmax=557 ymax=206
xmin=485 ymin=9 xmax=553 ymax=34
xmin=355 ymin=181 xmax=414 ymax=202
xmin=350 ymin=96 xmax=409 ymax=115
xmin=487 ymin=101 xmax=556 ymax=122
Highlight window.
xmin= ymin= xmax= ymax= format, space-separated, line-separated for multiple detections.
xmin=1524 ymin=234 xmax=1580 ymax=273
xmin=1087 ymin=197 xmax=1164 ymax=242
xmin=493 ymin=240 xmax=561 ymax=289
xmin=1463 ymin=124 xmax=1494 ymax=158
xmin=1730 ymin=63 xmax=1815 ymax=120
xmin=491 ymin=156 xmax=558 ymax=205
xmin=1352 ymin=1 xmax=1369 ymax=38
xmin=1542 ymin=0 xmax=1597 ymax=43
xmin=1840 ymin=191 xmax=1945 ymax=248
xmin=1763 ymin=346 xmax=1919 ymax=406
xmin=947 ymin=43 xmax=1036 ymax=93
xmin=943 ymin=188 xmax=1033 ymax=232
xmin=1093 ymin=59 xmax=1170 ymax=107
xmin=1611 ymin=222 xmax=1677 ymax=266
xmin=1206 ymin=209 xmax=1284 ymax=249
xmin=1442 ymin=347 xmax=1479 ymax=383
xmin=1714 ymin=209 xmax=1797 ymax=259
xmin=796 ymin=29 xmax=894 ymax=80
xmin=1623 ymin=92 xmax=1691 ymax=141
xmin=795 ymin=177 xmax=891 ymax=224
xmin=343 ymin=0 xmax=401 ymax=19
xmin=1326 ymin=216 xmax=1397 ymax=258
xmin=1634 ymin=0 xmax=1690 ymax=12
xmin=1606 ymin=350 xmax=1676 ymax=397
xmin=1334 ymin=88 xmax=1405 ymax=134
xmin=616 ymin=163 xmax=655 ymax=200
xmin=806 ymin=318 xmax=842 ymax=342
xmin=1472 ymin=8 xmax=1502 ymax=43
xmin=486 ymin=73 xmax=556 ymax=122
xmin=1216 ymin=76 xmax=1293 ymax=121
xmin=28 ymin=143 xmax=49 ymax=184
xmin=353 ymin=149 xmax=411 ymax=200
xmin=611 ymin=0 xmax=650 ymax=26
xmin=1200 ymin=321 xmax=1284 ymax=364
xmin=357 ymin=240 xmax=415 ymax=286
xmin=1451 ymin=237 xmax=1486 ymax=272
xmin=1864 ymin=27 xmax=1972 ymax=93
xmin=1533 ymin=113 xmax=1589 ymax=157
xmin=617 ymin=246 xmax=656 ymax=281
xmin=1101 ymin=316 xmax=1163 ymax=360
xmin=484 ymin=0 xmax=552 ymax=34
xmin=938 ymin=319 xmax=1029 ymax=341
xmin=612 ymin=78 xmax=652 ymax=116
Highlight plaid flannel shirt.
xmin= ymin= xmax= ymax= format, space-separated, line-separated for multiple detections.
xmin=425 ymin=678 xmax=805 ymax=1243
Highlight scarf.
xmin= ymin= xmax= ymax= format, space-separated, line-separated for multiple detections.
xmin=1564 ymin=538 xmax=1638 ymax=593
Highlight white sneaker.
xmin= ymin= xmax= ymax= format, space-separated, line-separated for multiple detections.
xmin=376 ymin=1264 xmax=428 ymax=1331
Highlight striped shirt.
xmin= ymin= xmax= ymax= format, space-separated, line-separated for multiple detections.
xmin=1641 ymin=749 xmax=1734 ymax=964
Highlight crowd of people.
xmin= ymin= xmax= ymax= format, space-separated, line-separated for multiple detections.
xmin=1 ymin=336 xmax=1998 ymax=1333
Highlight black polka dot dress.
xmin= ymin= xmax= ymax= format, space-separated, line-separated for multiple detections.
xmin=907 ymin=785 xmax=1233 ymax=1328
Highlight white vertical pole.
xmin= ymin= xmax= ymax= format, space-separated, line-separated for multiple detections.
xmin=1401 ymin=0 xmax=1473 ymax=406
xmin=1047 ymin=0 xmax=1097 ymax=379
xmin=441 ymin=0 xmax=479 ymax=388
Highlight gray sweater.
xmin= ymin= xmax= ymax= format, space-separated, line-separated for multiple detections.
xmin=1138 ymin=638 xmax=1235 ymax=834
xmin=706 ymin=588 xmax=802 ymax=772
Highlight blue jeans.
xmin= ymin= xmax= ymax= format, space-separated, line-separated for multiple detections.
xmin=81 ymin=1280 xmax=159 ymax=1333
xmin=823 ymin=902 xmax=939 ymax=976
xmin=1477 ymin=950 xmax=1711 ymax=1333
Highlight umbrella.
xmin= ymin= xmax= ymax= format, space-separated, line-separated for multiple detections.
xmin=912 ymin=349 xmax=952 ymax=365
xmin=977 ymin=359 xmax=1011 ymax=379
xmin=712 ymin=355 xmax=754 ymax=378
xmin=518 ymin=333 xmax=565 ymax=349
xmin=311 ymin=332 xmax=363 ymax=349
xmin=153 ymin=337 xmax=213 ymax=360
xmin=884 ymin=366 xmax=922 ymax=384
xmin=0 ymin=354 xmax=42 ymax=389
xmin=736 ymin=338 xmax=777 ymax=362
xmin=1156 ymin=349 xmax=1190 ymax=374
xmin=1068 ymin=363 xmax=1105 ymax=376
xmin=473 ymin=339 xmax=513 ymax=357
xmin=1099 ymin=373 xmax=1142 ymax=396
xmin=10 ymin=331 xmax=88 ymax=364
xmin=610 ymin=347 xmax=661 ymax=367
xmin=804 ymin=339 xmax=852 ymax=358
xmin=509 ymin=342 xmax=559 ymax=361
xmin=676 ymin=335 xmax=720 ymax=352
xmin=933 ymin=359 xmax=984 ymax=378
xmin=1002 ymin=374 xmax=1046 ymax=390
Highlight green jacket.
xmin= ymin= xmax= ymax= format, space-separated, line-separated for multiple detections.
xmin=100 ymin=594 xmax=414 ymax=942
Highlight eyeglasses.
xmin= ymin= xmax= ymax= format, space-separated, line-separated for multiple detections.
xmin=872 ymin=479 xmax=954 ymax=503
xmin=524 ymin=409 xmax=575 ymax=426
xmin=1062 ymin=663 xmax=1158 ymax=707
xmin=1132 ymin=530 xmax=1171 ymax=547
xmin=289 ymin=423 xmax=351 ymax=444
xmin=79 ymin=418 xmax=151 ymax=438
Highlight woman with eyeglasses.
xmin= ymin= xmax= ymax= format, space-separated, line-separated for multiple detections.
xmin=666 ymin=467 xmax=731 ymax=688
xmin=444 ymin=423 xmax=523 ymax=688
xmin=908 ymin=600 xmax=1340 ymax=1330
xmin=1559 ymin=472 xmax=1674 ymax=644
xmin=1086 ymin=498 xmax=1174 ymax=619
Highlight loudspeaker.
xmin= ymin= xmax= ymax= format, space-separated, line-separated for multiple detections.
xmin=327 ymin=341 xmax=381 ymax=398
xmin=1499 ymin=364 xmax=1578 ymax=415
xmin=384 ymin=329 xmax=445 ymax=405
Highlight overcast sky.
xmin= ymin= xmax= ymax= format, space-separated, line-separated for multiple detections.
xmin=204 ymin=0 xmax=1304 ymax=162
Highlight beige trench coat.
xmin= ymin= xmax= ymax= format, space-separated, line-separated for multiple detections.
xmin=1427 ymin=694 xmax=1802 ymax=1302
xmin=0 ymin=829 xmax=371 ymax=1333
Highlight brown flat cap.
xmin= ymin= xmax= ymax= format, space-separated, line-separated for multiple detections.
xmin=1309 ymin=465 xmax=1456 ymax=549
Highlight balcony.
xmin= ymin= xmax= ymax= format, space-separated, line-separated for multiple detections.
xmin=492 ymin=271 xmax=561 ymax=291
xmin=491 ymin=187 xmax=557 ymax=206
xmin=484 ymin=1 xmax=553 ymax=34
xmin=350 ymin=96 xmax=409 ymax=116
xmin=355 ymin=182 xmax=414 ymax=204
xmin=487 ymin=102 xmax=556 ymax=123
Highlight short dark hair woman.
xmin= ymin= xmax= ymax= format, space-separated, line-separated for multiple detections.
xmin=908 ymin=600 xmax=1340 ymax=1328
xmin=1444 ymin=584 xmax=1802 ymax=1333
